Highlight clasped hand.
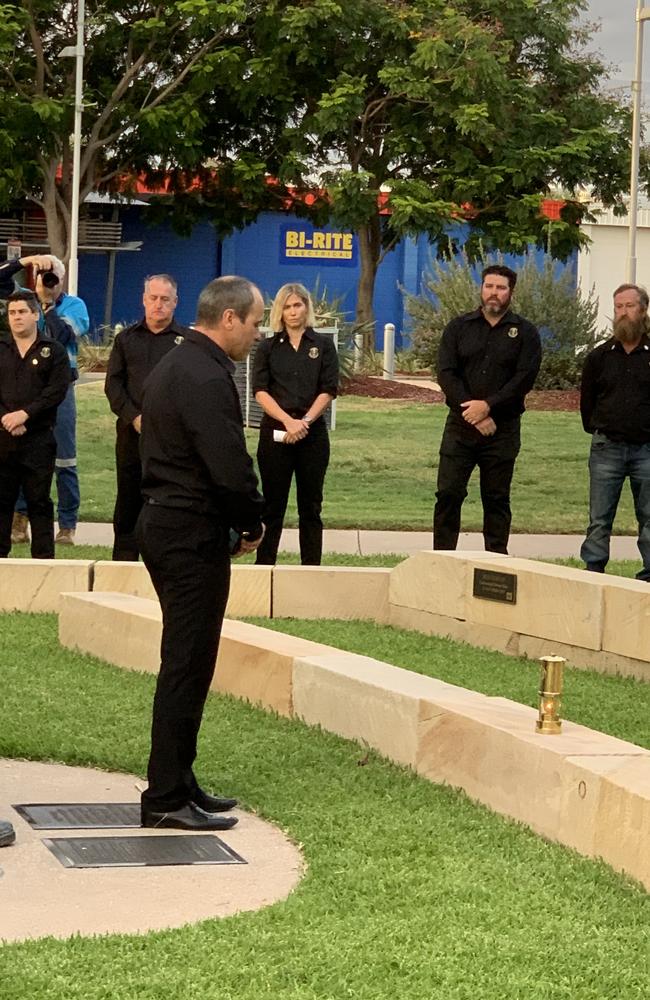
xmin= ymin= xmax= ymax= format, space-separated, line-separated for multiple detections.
xmin=1 ymin=410 xmax=28 ymax=435
xmin=460 ymin=399 xmax=490 ymax=425
xmin=284 ymin=417 xmax=310 ymax=445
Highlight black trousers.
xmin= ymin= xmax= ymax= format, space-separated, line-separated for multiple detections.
xmin=137 ymin=504 xmax=231 ymax=812
xmin=255 ymin=417 xmax=330 ymax=565
xmin=0 ymin=431 xmax=56 ymax=559
xmin=433 ymin=415 xmax=521 ymax=553
xmin=112 ymin=423 xmax=143 ymax=561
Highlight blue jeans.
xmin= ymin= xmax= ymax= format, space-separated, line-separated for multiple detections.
xmin=16 ymin=383 xmax=79 ymax=529
xmin=580 ymin=432 xmax=650 ymax=581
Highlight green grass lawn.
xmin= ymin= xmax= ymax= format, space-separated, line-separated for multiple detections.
xmin=76 ymin=383 xmax=639 ymax=534
xmin=248 ymin=618 xmax=650 ymax=749
xmin=1 ymin=612 xmax=650 ymax=999
xmin=8 ymin=542 xmax=406 ymax=567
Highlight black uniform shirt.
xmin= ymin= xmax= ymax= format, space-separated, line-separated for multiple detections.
xmin=0 ymin=333 xmax=70 ymax=437
xmin=580 ymin=335 xmax=650 ymax=444
xmin=105 ymin=317 xmax=189 ymax=427
xmin=437 ymin=308 xmax=542 ymax=421
xmin=140 ymin=329 xmax=264 ymax=532
xmin=252 ymin=327 xmax=339 ymax=418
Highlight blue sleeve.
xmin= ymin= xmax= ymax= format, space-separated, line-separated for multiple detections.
xmin=57 ymin=295 xmax=90 ymax=338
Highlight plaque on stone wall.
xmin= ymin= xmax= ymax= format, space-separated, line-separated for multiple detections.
xmin=473 ymin=568 xmax=517 ymax=604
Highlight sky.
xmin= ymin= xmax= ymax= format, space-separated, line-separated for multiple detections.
xmin=586 ymin=0 xmax=639 ymax=96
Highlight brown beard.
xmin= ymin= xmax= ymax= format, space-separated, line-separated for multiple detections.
xmin=613 ymin=316 xmax=647 ymax=345
xmin=481 ymin=294 xmax=512 ymax=318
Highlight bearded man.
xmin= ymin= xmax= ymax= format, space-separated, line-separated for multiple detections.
xmin=433 ymin=264 xmax=542 ymax=553
xmin=580 ymin=283 xmax=650 ymax=581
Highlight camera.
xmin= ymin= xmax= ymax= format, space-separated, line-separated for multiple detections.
xmin=38 ymin=270 xmax=60 ymax=289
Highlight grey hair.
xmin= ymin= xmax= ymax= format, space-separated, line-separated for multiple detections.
xmin=144 ymin=273 xmax=178 ymax=294
xmin=196 ymin=276 xmax=257 ymax=326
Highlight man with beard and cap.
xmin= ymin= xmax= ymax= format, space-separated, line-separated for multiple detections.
xmin=580 ymin=283 xmax=650 ymax=581
xmin=434 ymin=264 xmax=542 ymax=553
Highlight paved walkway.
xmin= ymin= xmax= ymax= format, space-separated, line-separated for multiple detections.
xmin=72 ymin=523 xmax=641 ymax=561
xmin=0 ymin=759 xmax=303 ymax=943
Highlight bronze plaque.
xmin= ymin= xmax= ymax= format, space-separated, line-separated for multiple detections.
xmin=473 ymin=568 xmax=517 ymax=604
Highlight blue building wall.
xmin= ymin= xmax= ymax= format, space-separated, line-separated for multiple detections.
xmin=79 ymin=207 xmax=219 ymax=335
xmin=78 ymin=207 xmax=577 ymax=348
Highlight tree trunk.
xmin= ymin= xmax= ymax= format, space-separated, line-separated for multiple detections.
xmin=42 ymin=173 xmax=69 ymax=264
xmin=355 ymin=218 xmax=381 ymax=352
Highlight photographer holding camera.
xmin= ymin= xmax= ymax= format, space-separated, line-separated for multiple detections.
xmin=0 ymin=253 xmax=89 ymax=545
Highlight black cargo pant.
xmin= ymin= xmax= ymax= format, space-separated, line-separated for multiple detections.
xmin=255 ymin=416 xmax=330 ymax=565
xmin=0 ymin=429 xmax=56 ymax=559
xmin=112 ymin=422 xmax=143 ymax=561
xmin=137 ymin=503 xmax=231 ymax=812
xmin=433 ymin=415 xmax=521 ymax=553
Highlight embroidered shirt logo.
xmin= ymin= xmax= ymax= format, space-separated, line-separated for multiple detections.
xmin=174 ymin=335 xmax=184 ymax=345
xmin=308 ymin=346 xmax=320 ymax=359
xmin=508 ymin=327 xmax=519 ymax=339
xmin=40 ymin=346 xmax=51 ymax=358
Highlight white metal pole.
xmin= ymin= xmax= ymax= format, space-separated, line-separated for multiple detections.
xmin=67 ymin=0 xmax=85 ymax=295
xmin=383 ymin=323 xmax=395 ymax=379
xmin=627 ymin=3 xmax=650 ymax=283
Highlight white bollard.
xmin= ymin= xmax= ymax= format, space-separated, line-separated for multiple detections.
xmin=353 ymin=330 xmax=364 ymax=373
xmin=383 ymin=323 xmax=395 ymax=379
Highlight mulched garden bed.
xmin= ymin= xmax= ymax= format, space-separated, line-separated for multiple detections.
xmin=340 ymin=376 xmax=580 ymax=412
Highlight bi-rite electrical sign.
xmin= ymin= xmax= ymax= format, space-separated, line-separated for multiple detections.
xmin=280 ymin=224 xmax=357 ymax=267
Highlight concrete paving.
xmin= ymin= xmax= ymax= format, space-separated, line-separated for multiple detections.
xmin=0 ymin=759 xmax=303 ymax=943
xmin=70 ymin=522 xmax=641 ymax=561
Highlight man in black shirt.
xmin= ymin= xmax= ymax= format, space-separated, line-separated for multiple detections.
xmin=580 ymin=283 xmax=650 ymax=581
xmin=0 ymin=292 xmax=70 ymax=558
xmin=137 ymin=275 xmax=265 ymax=831
xmin=105 ymin=274 xmax=190 ymax=560
xmin=434 ymin=265 xmax=542 ymax=552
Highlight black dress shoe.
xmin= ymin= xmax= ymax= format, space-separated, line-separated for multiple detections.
xmin=0 ymin=820 xmax=16 ymax=847
xmin=141 ymin=801 xmax=238 ymax=831
xmin=192 ymin=788 xmax=238 ymax=813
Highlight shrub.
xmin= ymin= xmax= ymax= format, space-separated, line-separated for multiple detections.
xmin=405 ymin=248 xmax=605 ymax=389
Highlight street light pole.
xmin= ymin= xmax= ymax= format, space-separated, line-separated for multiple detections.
xmin=627 ymin=0 xmax=650 ymax=283
xmin=60 ymin=0 xmax=85 ymax=295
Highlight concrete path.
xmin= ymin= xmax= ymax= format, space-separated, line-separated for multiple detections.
xmin=71 ymin=523 xmax=641 ymax=561
xmin=0 ymin=759 xmax=303 ymax=943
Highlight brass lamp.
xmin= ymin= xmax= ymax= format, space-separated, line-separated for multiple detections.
xmin=536 ymin=656 xmax=565 ymax=734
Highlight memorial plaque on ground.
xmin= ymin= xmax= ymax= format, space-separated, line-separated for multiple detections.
xmin=42 ymin=835 xmax=247 ymax=868
xmin=473 ymin=568 xmax=517 ymax=604
xmin=14 ymin=802 xmax=141 ymax=829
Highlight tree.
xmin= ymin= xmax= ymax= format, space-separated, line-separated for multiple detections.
xmin=0 ymin=0 xmax=639 ymax=343
xmin=252 ymin=0 xmax=637 ymax=342
xmin=0 ymin=0 xmax=266 ymax=262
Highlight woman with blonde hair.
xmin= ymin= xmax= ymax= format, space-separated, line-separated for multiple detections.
xmin=252 ymin=282 xmax=338 ymax=564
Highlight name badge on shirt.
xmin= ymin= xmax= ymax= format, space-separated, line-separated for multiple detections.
xmin=508 ymin=327 xmax=518 ymax=339
xmin=308 ymin=346 xmax=320 ymax=359
xmin=40 ymin=346 xmax=51 ymax=357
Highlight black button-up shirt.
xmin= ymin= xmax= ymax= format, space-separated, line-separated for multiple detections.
xmin=437 ymin=308 xmax=542 ymax=422
xmin=252 ymin=327 xmax=339 ymax=419
xmin=580 ymin=335 xmax=650 ymax=444
xmin=0 ymin=334 xmax=70 ymax=441
xmin=105 ymin=317 xmax=190 ymax=427
xmin=140 ymin=329 xmax=264 ymax=532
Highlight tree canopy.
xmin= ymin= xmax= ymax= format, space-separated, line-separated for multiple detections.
xmin=253 ymin=0 xmax=635 ymax=330
xmin=0 ymin=1 xmax=640 ymax=333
